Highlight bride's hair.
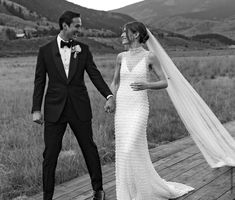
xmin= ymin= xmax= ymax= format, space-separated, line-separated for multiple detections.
xmin=124 ymin=21 xmax=149 ymax=44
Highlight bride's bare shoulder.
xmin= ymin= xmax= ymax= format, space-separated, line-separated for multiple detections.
xmin=147 ymin=51 xmax=158 ymax=62
xmin=116 ymin=51 xmax=126 ymax=64
xmin=147 ymin=51 xmax=155 ymax=59
xmin=146 ymin=51 xmax=161 ymax=69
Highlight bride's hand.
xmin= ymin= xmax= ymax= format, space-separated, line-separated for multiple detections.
xmin=130 ymin=82 xmax=149 ymax=91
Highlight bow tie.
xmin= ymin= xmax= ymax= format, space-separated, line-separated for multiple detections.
xmin=60 ymin=40 xmax=73 ymax=48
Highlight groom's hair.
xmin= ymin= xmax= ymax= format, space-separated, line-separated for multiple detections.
xmin=59 ymin=11 xmax=81 ymax=30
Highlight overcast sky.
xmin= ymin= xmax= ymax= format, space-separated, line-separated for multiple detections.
xmin=66 ymin=0 xmax=143 ymax=11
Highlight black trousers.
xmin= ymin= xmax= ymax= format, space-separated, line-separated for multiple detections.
xmin=43 ymin=97 xmax=103 ymax=200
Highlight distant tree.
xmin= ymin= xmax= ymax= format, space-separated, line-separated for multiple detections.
xmin=18 ymin=7 xmax=22 ymax=15
xmin=48 ymin=27 xmax=59 ymax=35
xmin=5 ymin=28 xmax=16 ymax=40
xmin=4 ymin=2 xmax=25 ymax=19
xmin=0 ymin=20 xmax=5 ymax=25
xmin=77 ymin=32 xmax=84 ymax=37
xmin=158 ymin=33 xmax=164 ymax=39
xmin=192 ymin=33 xmax=235 ymax=45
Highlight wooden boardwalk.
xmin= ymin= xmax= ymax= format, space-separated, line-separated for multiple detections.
xmin=32 ymin=121 xmax=235 ymax=200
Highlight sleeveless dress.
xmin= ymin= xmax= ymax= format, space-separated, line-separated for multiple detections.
xmin=114 ymin=47 xmax=194 ymax=200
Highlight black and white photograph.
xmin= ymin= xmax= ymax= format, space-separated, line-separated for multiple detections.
xmin=0 ymin=0 xmax=235 ymax=199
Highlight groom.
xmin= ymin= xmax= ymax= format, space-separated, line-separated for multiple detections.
xmin=31 ymin=11 xmax=114 ymax=200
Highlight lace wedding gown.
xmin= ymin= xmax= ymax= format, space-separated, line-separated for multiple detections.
xmin=114 ymin=47 xmax=194 ymax=200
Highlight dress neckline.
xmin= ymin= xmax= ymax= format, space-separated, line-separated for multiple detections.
xmin=128 ymin=46 xmax=145 ymax=54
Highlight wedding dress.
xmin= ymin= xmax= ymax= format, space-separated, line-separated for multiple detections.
xmin=114 ymin=47 xmax=194 ymax=200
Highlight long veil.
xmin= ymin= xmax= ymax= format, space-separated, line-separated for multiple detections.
xmin=146 ymin=29 xmax=235 ymax=168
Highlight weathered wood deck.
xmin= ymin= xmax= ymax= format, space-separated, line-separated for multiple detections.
xmin=32 ymin=121 xmax=235 ymax=200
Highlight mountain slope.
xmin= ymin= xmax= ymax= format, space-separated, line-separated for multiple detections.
xmin=113 ymin=0 xmax=235 ymax=39
xmin=9 ymin=0 xmax=135 ymax=34
xmin=113 ymin=0 xmax=235 ymax=21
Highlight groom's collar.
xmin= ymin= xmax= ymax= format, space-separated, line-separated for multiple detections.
xmin=57 ymin=35 xmax=80 ymax=48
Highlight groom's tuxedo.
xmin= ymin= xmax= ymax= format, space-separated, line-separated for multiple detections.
xmin=32 ymin=36 xmax=112 ymax=200
xmin=32 ymin=37 xmax=111 ymax=122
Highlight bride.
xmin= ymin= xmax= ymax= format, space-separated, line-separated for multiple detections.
xmin=109 ymin=21 xmax=194 ymax=200
xmin=106 ymin=20 xmax=235 ymax=199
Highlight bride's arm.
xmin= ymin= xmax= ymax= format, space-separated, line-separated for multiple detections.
xmin=130 ymin=52 xmax=168 ymax=91
xmin=147 ymin=51 xmax=168 ymax=90
xmin=110 ymin=53 xmax=122 ymax=97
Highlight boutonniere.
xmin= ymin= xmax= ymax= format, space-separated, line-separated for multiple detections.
xmin=71 ymin=44 xmax=81 ymax=59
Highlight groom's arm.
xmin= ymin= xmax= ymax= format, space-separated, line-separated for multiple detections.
xmin=31 ymin=47 xmax=46 ymax=114
xmin=85 ymin=46 xmax=113 ymax=99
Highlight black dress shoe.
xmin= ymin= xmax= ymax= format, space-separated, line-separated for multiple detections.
xmin=93 ymin=190 xmax=105 ymax=200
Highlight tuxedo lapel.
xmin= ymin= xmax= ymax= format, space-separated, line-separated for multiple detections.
xmin=51 ymin=39 xmax=67 ymax=82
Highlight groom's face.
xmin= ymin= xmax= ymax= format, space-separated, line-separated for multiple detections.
xmin=65 ymin=17 xmax=82 ymax=40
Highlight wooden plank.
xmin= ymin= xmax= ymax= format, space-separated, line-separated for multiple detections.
xmin=103 ymin=186 xmax=116 ymax=200
xmin=53 ymin=143 xmax=198 ymax=198
xmin=34 ymin=145 xmax=202 ymax=199
xmin=55 ymin=170 xmax=116 ymax=199
xmin=73 ymin=179 xmax=116 ymax=200
xmin=150 ymin=137 xmax=196 ymax=161
xmin=170 ymin=161 xmax=211 ymax=187
xmin=71 ymin=146 xmax=201 ymax=199
xmin=53 ymin=143 xmax=197 ymax=199
xmin=31 ymin=120 xmax=235 ymax=200
xmin=59 ymin=163 xmax=114 ymax=188
xmin=216 ymin=166 xmax=235 ymax=200
xmin=152 ymin=145 xmax=200 ymax=171
xmin=178 ymin=167 xmax=231 ymax=199
xmin=53 ymin=165 xmax=115 ymax=199
xmin=216 ymin=190 xmax=235 ymax=200
xmin=161 ymin=154 xmax=205 ymax=181
xmin=186 ymin=169 xmax=230 ymax=200
xmin=45 ymin=140 xmax=198 ymax=199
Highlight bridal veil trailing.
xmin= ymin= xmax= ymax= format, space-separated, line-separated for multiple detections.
xmin=146 ymin=29 xmax=235 ymax=168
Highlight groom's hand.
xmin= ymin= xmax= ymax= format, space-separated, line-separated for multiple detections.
xmin=32 ymin=111 xmax=44 ymax=125
xmin=104 ymin=96 xmax=115 ymax=113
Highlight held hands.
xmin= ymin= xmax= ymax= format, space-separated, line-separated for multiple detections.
xmin=32 ymin=111 xmax=44 ymax=125
xmin=104 ymin=96 xmax=115 ymax=113
xmin=130 ymin=82 xmax=149 ymax=91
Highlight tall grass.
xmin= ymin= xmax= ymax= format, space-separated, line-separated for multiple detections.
xmin=0 ymin=54 xmax=235 ymax=199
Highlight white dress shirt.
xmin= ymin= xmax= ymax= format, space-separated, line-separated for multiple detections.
xmin=57 ymin=35 xmax=113 ymax=100
xmin=57 ymin=35 xmax=71 ymax=78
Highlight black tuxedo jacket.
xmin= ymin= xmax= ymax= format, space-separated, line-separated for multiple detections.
xmin=32 ymin=38 xmax=112 ymax=122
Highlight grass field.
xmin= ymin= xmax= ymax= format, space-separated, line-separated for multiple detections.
xmin=0 ymin=52 xmax=235 ymax=199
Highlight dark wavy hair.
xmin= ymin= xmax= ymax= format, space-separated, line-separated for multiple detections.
xmin=124 ymin=21 xmax=149 ymax=44
xmin=59 ymin=11 xmax=81 ymax=30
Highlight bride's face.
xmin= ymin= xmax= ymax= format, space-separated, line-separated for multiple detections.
xmin=121 ymin=27 xmax=135 ymax=45
xmin=121 ymin=27 xmax=129 ymax=45
xmin=121 ymin=27 xmax=139 ymax=46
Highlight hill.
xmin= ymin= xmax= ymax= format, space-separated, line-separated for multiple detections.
xmin=0 ymin=36 xmax=120 ymax=57
xmin=113 ymin=0 xmax=235 ymax=39
xmin=9 ymin=0 xmax=135 ymax=34
xmin=2 ymin=28 xmax=234 ymax=58
xmin=0 ymin=0 xmax=135 ymax=42
xmin=1 ymin=0 xmax=234 ymax=56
